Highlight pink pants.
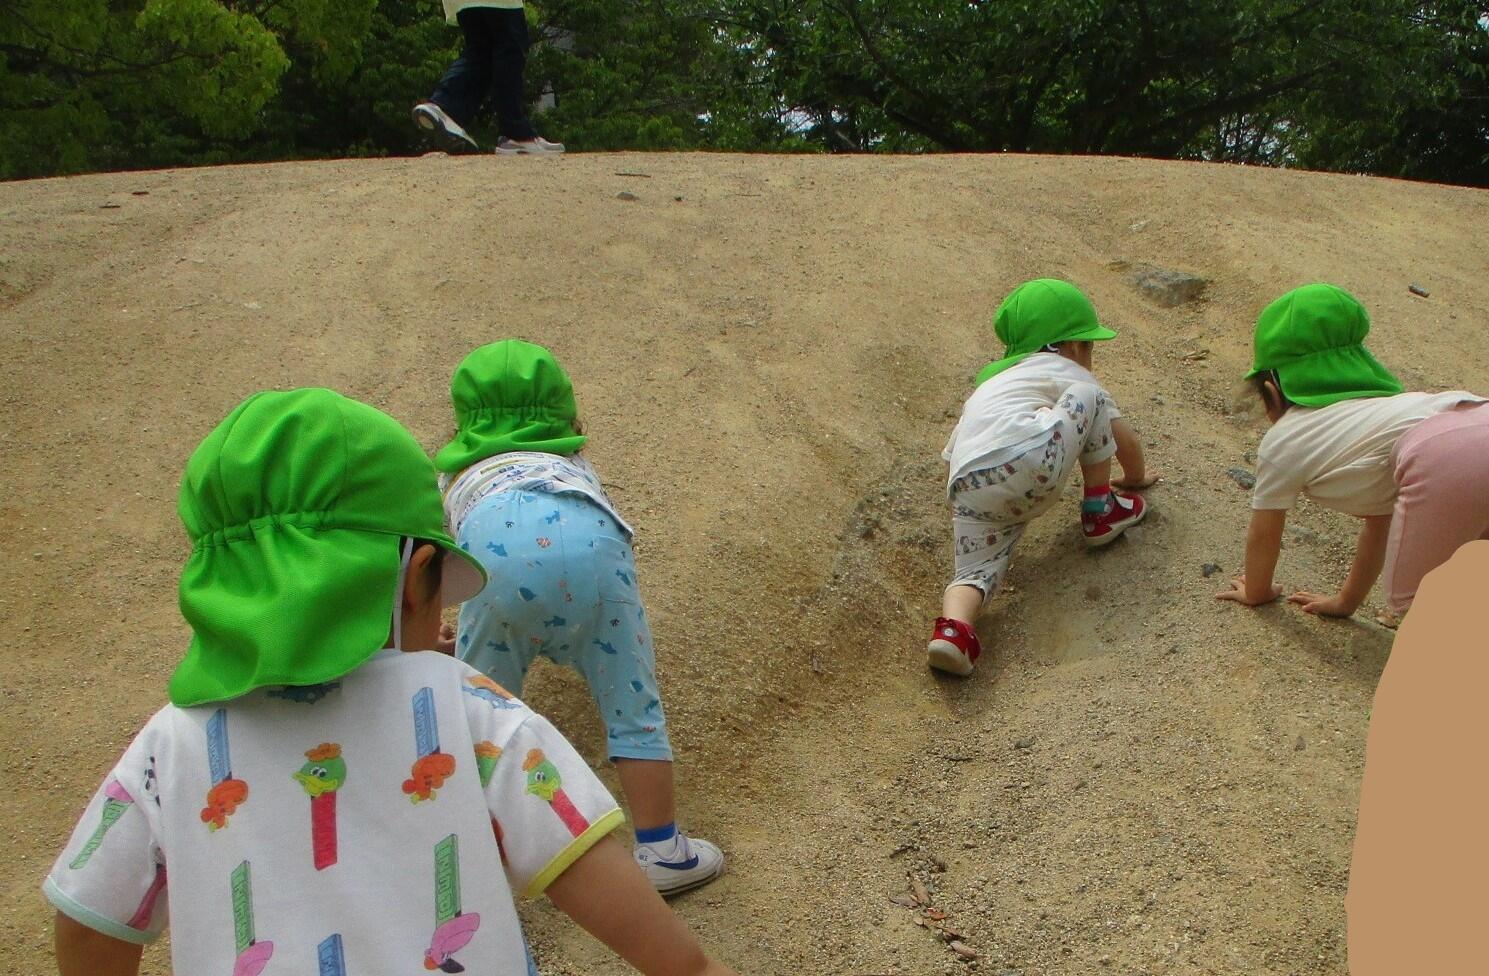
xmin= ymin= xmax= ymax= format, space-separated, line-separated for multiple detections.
xmin=1383 ymin=403 xmax=1489 ymax=614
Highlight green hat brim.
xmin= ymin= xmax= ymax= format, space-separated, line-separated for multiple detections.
xmin=1263 ymin=345 xmax=1404 ymax=408
xmin=975 ymin=324 xmax=1118 ymax=385
xmin=1061 ymin=323 xmax=1118 ymax=343
xmin=169 ymin=526 xmax=485 ymax=707
xmin=434 ymin=419 xmax=586 ymax=473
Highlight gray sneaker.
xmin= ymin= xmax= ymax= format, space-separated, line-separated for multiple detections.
xmin=634 ymin=832 xmax=724 ymax=896
xmin=412 ymin=101 xmax=478 ymax=150
xmin=495 ymin=136 xmax=565 ymax=155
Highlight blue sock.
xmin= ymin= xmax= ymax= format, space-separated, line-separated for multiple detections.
xmin=636 ymin=822 xmax=677 ymax=846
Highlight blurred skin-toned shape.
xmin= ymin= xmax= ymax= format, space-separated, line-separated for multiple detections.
xmin=1347 ymin=540 xmax=1489 ymax=974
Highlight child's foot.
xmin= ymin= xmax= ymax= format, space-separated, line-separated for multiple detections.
xmin=411 ymin=101 xmax=478 ymax=150
xmin=495 ymin=135 xmax=566 ymax=155
xmin=927 ymin=617 xmax=980 ymax=676
xmin=634 ymin=831 xmax=724 ymax=896
xmin=1082 ymin=490 xmax=1146 ymax=547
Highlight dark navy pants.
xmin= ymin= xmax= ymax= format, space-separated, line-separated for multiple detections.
xmin=430 ymin=7 xmax=536 ymax=141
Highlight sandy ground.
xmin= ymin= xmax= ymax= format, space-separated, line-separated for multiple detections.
xmin=2 ymin=152 xmax=1486 ymax=975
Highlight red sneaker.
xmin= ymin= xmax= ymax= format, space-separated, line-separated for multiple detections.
xmin=927 ymin=617 xmax=981 ymax=676
xmin=1082 ymin=490 xmax=1147 ymax=547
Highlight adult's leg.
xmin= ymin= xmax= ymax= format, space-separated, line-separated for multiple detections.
xmin=429 ymin=8 xmax=499 ymax=128
xmin=489 ymin=7 xmax=537 ymax=140
xmin=1381 ymin=407 xmax=1489 ymax=615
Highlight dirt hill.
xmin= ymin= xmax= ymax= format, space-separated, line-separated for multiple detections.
xmin=2 ymin=152 xmax=1486 ymax=976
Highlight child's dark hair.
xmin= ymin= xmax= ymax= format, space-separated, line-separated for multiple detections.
xmin=1252 ymin=369 xmax=1293 ymax=413
xmin=410 ymin=538 xmax=446 ymax=601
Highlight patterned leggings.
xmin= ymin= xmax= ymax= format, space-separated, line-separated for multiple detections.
xmin=948 ymin=383 xmax=1116 ymax=598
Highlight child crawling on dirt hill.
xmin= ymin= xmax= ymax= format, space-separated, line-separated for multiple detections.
xmin=1216 ymin=283 xmax=1487 ymax=625
xmin=45 ymin=388 xmax=737 ymax=976
xmin=436 ymin=340 xmax=724 ymax=897
xmin=929 ymin=279 xmax=1158 ymax=677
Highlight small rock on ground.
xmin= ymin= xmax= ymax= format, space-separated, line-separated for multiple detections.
xmin=1227 ymin=467 xmax=1257 ymax=489
xmin=1131 ymin=266 xmax=1209 ymax=306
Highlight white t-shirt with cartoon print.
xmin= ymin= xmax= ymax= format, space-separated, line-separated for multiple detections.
xmin=45 ymin=650 xmax=622 ymax=975
xmin=944 ymin=353 xmax=1123 ymax=485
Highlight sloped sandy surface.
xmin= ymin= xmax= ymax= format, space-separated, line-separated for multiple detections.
xmin=2 ymin=152 xmax=1486 ymax=975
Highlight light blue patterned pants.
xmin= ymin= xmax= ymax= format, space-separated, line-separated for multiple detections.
xmin=455 ymin=490 xmax=672 ymax=761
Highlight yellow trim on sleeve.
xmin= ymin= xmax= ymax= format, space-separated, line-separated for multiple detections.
xmin=522 ymin=807 xmax=625 ymax=899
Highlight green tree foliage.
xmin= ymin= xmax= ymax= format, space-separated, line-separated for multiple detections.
xmin=1286 ymin=3 xmax=1489 ymax=185
xmin=522 ymin=0 xmax=714 ymax=148
xmin=0 ymin=1 xmax=384 ymax=178
xmin=1 ymin=0 xmax=1484 ymax=186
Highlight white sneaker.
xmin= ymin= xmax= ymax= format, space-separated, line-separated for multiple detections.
xmin=495 ymin=136 xmax=565 ymax=155
xmin=634 ymin=832 xmax=724 ymax=896
xmin=412 ymin=101 xmax=478 ymax=150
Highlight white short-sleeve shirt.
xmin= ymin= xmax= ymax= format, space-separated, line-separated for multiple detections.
xmin=943 ymin=352 xmax=1122 ymax=483
xmin=45 ymin=650 xmax=622 ymax=975
xmin=1252 ymin=390 xmax=1485 ymax=516
xmin=440 ymin=451 xmax=633 ymax=540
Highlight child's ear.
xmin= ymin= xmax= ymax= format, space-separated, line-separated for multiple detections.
xmin=403 ymin=544 xmax=441 ymax=610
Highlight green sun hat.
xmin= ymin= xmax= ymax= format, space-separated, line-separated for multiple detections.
xmin=434 ymin=340 xmax=586 ymax=473
xmin=975 ymin=279 xmax=1118 ymax=384
xmin=168 ymin=389 xmax=488 ymax=707
xmin=1247 ymin=284 xmax=1403 ymax=407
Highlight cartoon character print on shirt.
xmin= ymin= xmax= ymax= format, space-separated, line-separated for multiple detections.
xmin=68 ymin=778 xmax=135 ymax=869
xmin=404 ymin=688 xmax=456 ymax=803
xmin=473 ymin=741 xmax=502 ymax=789
xmin=317 ymin=933 xmax=346 ymax=976
xmin=142 ymin=755 xmax=161 ymax=808
xmin=202 ymin=709 xmax=250 ymax=831
xmin=461 ymin=673 xmax=522 ymax=710
xmin=229 ymin=860 xmax=274 ymax=976
xmin=293 ymin=743 xmax=346 ymax=870
xmin=425 ymin=833 xmax=482 ymax=973
xmin=523 ymin=749 xmax=591 ymax=838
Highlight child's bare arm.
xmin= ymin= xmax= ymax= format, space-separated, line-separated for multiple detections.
xmin=1110 ymin=419 xmax=1157 ymax=489
xmin=55 ymin=913 xmax=142 ymax=976
xmin=1290 ymin=514 xmax=1392 ymax=617
xmin=1216 ymin=509 xmax=1287 ymax=606
xmin=546 ymin=835 xmax=738 ymax=976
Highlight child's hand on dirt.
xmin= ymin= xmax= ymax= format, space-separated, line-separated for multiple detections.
xmin=1215 ymin=575 xmax=1283 ymax=606
xmin=1114 ymin=469 xmax=1160 ymax=490
xmin=1288 ymin=591 xmax=1357 ymax=618
xmin=436 ymin=622 xmax=457 ymax=655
